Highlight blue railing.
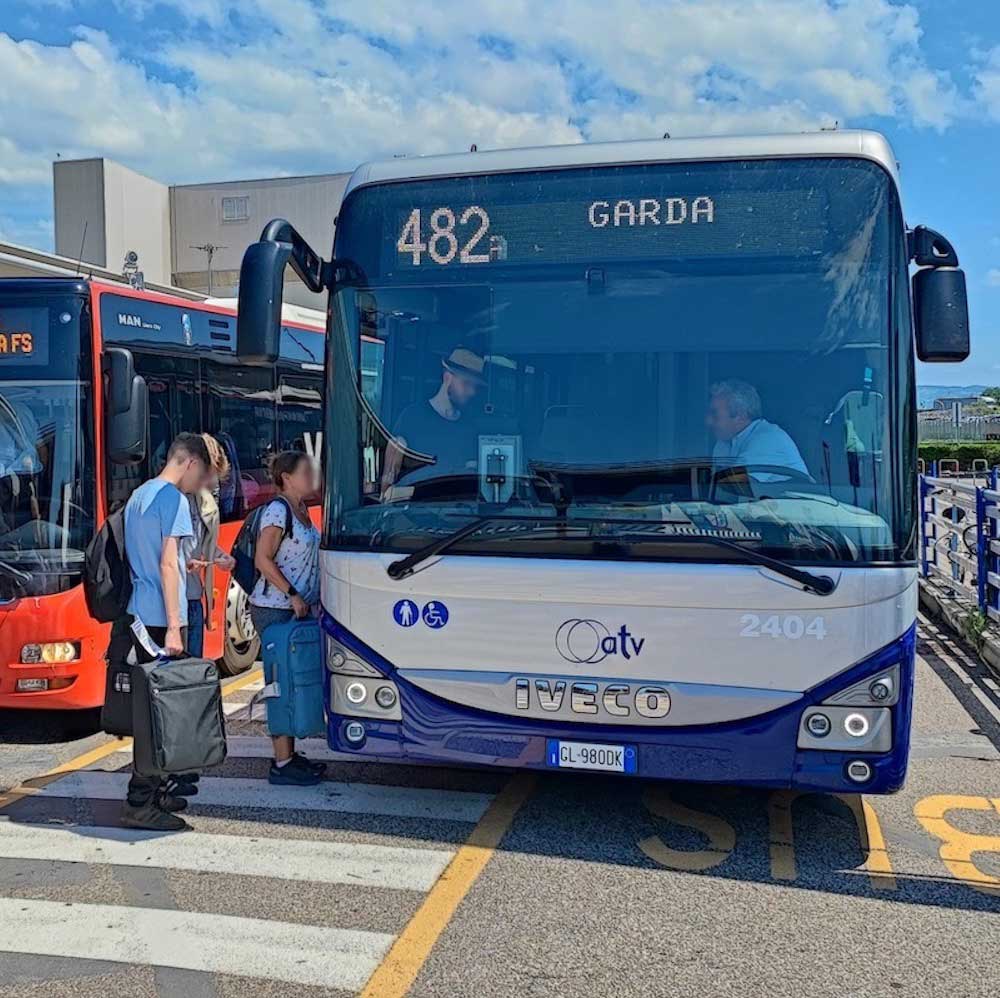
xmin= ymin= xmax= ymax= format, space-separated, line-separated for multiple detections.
xmin=919 ymin=467 xmax=1000 ymax=617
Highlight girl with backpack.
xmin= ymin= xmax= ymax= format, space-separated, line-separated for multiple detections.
xmin=250 ymin=450 xmax=326 ymax=787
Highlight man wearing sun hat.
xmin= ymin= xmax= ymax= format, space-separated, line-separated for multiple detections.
xmin=381 ymin=346 xmax=485 ymax=494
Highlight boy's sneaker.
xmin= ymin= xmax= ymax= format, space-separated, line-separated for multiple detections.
xmin=156 ymin=791 xmax=188 ymax=813
xmin=293 ymin=752 xmax=327 ymax=776
xmin=269 ymin=758 xmax=321 ymax=786
xmin=121 ymin=801 xmax=190 ymax=832
xmin=165 ymin=774 xmax=199 ymax=797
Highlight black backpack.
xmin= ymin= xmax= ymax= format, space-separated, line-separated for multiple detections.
xmin=230 ymin=498 xmax=294 ymax=595
xmin=83 ymin=507 xmax=132 ymax=623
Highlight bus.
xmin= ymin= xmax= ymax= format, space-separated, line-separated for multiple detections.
xmin=237 ymin=131 xmax=969 ymax=793
xmin=0 ymin=277 xmax=324 ymax=711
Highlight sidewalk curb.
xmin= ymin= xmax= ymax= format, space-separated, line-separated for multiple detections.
xmin=919 ymin=579 xmax=1000 ymax=681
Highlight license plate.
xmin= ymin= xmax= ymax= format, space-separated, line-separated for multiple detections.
xmin=546 ymin=739 xmax=636 ymax=773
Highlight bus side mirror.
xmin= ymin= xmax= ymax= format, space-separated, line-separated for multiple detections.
xmin=105 ymin=347 xmax=148 ymax=465
xmin=237 ymin=218 xmax=328 ymax=365
xmin=910 ymin=225 xmax=970 ymax=363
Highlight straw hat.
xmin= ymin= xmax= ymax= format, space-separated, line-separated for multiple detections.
xmin=442 ymin=347 xmax=486 ymax=385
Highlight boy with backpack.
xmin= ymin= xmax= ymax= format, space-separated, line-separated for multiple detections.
xmin=120 ymin=433 xmax=211 ymax=831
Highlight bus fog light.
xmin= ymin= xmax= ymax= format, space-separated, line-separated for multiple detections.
xmin=805 ymin=712 xmax=831 ymax=737
xmin=846 ymin=760 xmax=872 ymax=783
xmin=344 ymin=721 xmax=366 ymax=745
xmin=869 ymin=678 xmax=892 ymax=701
xmin=20 ymin=645 xmax=41 ymax=664
xmin=328 ymin=649 xmax=346 ymax=669
xmin=375 ymin=685 xmax=397 ymax=709
xmin=345 ymin=681 xmax=367 ymax=705
xmin=844 ymin=712 xmax=870 ymax=738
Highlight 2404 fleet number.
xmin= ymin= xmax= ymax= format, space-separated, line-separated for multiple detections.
xmin=739 ymin=615 xmax=827 ymax=640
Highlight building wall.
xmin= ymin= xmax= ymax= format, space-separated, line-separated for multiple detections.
xmin=53 ymin=159 xmax=171 ymax=284
xmin=53 ymin=159 xmax=107 ymax=267
xmin=102 ymin=160 xmax=171 ymax=285
xmin=170 ymin=172 xmax=349 ymax=306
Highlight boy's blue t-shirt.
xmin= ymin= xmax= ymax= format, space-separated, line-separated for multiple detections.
xmin=124 ymin=479 xmax=193 ymax=628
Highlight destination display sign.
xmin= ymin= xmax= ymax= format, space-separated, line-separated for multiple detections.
xmin=0 ymin=308 xmax=50 ymax=365
xmin=392 ymin=189 xmax=828 ymax=269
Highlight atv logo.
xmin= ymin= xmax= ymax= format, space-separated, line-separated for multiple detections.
xmin=555 ymin=619 xmax=646 ymax=664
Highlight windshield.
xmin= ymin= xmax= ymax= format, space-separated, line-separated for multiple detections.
xmin=0 ymin=293 xmax=95 ymax=596
xmin=325 ymin=157 xmax=913 ymax=567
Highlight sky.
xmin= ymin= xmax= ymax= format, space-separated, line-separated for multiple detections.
xmin=0 ymin=0 xmax=998 ymax=386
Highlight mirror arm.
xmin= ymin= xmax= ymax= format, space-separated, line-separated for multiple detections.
xmin=908 ymin=225 xmax=959 ymax=269
xmin=257 ymin=218 xmax=327 ymax=293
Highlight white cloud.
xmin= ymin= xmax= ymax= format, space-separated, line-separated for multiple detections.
xmin=0 ymin=0 xmax=981 ymax=253
xmin=975 ymin=45 xmax=1000 ymax=120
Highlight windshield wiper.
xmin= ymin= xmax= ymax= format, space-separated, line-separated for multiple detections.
xmin=607 ymin=530 xmax=835 ymax=595
xmin=387 ymin=515 xmax=835 ymax=595
xmin=386 ymin=514 xmax=572 ymax=580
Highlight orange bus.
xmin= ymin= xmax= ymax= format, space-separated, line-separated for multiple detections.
xmin=0 ymin=277 xmax=325 ymax=712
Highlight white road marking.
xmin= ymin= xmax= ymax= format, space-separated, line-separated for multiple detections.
xmin=33 ymin=769 xmax=492 ymax=823
xmin=0 ymin=897 xmax=393 ymax=990
xmin=0 ymin=818 xmax=454 ymax=892
xmin=226 ymin=734 xmax=334 ymax=759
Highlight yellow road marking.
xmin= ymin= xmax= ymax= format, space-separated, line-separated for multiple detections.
xmin=842 ymin=796 xmax=897 ymax=891
xmin=360 ymin=773 xmax=535 ymax=998
xmin=768 ymin=790 xmax=897 ymax=889
xmin=915 ymin=794 xmax=1000 ymax=896
xmin=639 ymin=787 xmax=736 ymax=871
xmin=0 ymin=668 xmax=262 ymax=812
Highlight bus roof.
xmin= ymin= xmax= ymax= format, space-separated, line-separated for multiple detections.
xmin=343 ymin=129 xmax=900 ymax=199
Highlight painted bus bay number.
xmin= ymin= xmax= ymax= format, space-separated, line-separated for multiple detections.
xmin=397 ymin=206 xmax=492 ymax=266
xmin=739 ymin=614 xmax=827 ymax=640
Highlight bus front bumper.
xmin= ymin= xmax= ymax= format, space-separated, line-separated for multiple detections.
xmin=0 ymin=589 xmax=107 ymax=710
xmin=322 ymin=617 xmax=916 ymax=795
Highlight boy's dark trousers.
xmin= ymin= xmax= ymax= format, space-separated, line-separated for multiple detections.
xmin=125 ymin=625 xmax=189 ymax=807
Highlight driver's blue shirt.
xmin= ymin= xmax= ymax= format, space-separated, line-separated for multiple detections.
xmin=713 ymin=419 xmax=808 ymax=479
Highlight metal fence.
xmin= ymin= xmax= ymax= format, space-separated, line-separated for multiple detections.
xmin=919 ymin=469 xmax=1000 ymax=620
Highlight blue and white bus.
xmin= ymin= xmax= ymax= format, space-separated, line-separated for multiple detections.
xmin=238 ymin=130 xmax=969 ymax=793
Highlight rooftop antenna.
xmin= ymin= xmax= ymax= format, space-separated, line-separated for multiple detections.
xmin=820 ymin=120 xmax=840 ymax=131
xmin=662 ymin=131 xmax=671 ymax=139
xmin=74 ymin=220 xmax=88 ymax=277
xmin=470 ymin=143 xmax=478 ymax=152
xmin=190 ymin=242 xmax=226 ymax=296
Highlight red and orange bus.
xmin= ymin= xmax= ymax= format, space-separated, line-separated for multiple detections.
xmin=0 ymin=277 xmax=325 ymax=712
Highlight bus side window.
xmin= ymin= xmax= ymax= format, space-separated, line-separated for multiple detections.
xmin=108 ymin=352 xmax=200 ymax=509
xmin=205 ymin=360 xmax=277 ymax=519
xmin=277 ymin=372 xmax=324 ymax=504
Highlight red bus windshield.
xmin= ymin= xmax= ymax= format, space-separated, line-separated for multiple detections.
xmin=0 ymin=291 xmax=95 ymax=598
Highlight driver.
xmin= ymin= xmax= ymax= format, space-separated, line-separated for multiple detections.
xmin=381 ymin=346 xmax=485 ymax=496
xmin=707 ymin=380 xmax=808 ymax=480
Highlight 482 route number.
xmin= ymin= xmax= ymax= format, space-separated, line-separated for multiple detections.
xmin=739 ymin=614 xmax=827 ymax=640
xmin=397 ymin=206 xmax=493 ymax=266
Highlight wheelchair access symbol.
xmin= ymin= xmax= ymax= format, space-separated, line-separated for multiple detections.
xmin=422 ymin=601 xmax=449 ymax=629
xmin=393 ymin=599 xmax=419 ymax=627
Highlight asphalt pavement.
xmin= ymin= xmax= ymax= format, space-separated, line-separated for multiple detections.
xmin=0 ymin=614 xmax=998 ymax=998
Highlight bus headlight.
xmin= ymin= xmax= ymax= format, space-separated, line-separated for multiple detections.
xmin=375 ymin=685 xmax=397 ymax=709
xmin=345 ymin=681 xmax=368 ymax=705
xmin=844 ymin=712 xmax=870 ymax=738
xmin=21 ymin=642 xmax=79 ymax=664
xmin=805 ymin=712 xmax=831 ymax=737
xmin=330 ymin=674 xmax=402 ymax=721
